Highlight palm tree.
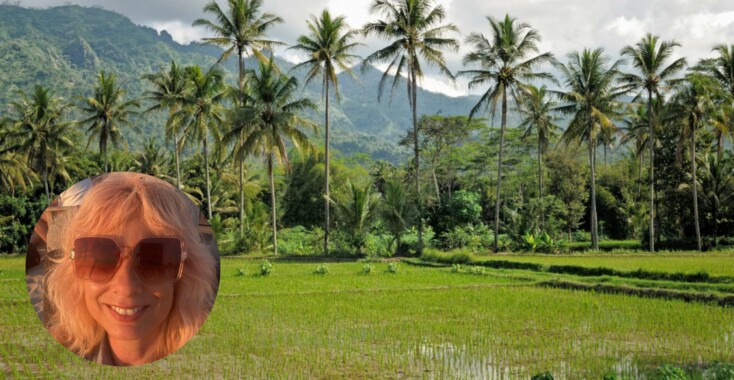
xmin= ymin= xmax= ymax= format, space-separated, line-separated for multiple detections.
xmin=459 ymin=14 xmax=555 ymax=252
xmin=555 ymin=48 xmax=625 ymax=250
xmin=696 ymin=153 xmax=734 ymax=246
xmin=620 ymin=34 xmax=686 ymax=252
xmin=381 ymin=178 xmax=413 ymax=255
xmin=142 ymin=61 xmax=187 ymax=188
xmin=7 ymin=85 xmax=74 ymax=203
xmin=79 ymin=71 xmax=140 ymax=173
xmin=696 ymin=44 xmax=734 ymax=97
xmin=289 ymin=9 xmax=362 ymax=255
xmin=226 ymin=57 xmax=316 ymax=255
xmin=670 ymin=74 xmax=724 ymax=251
xmin=331 ymin=181 xmax=382 ymax=255
xmin=173 ymin=65 xmax=227 ymax=220
xmin=194 ymin=0 xmax=283 ymax=235
xmin=362 ymin=0 xmax=459 ymax=254
xmin=517 ymin=85 xmax=560 ymax=232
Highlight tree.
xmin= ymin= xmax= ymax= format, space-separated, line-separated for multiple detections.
xmin=545 ymin=150 xmax=588 ymax=242
xmin=331 ymin=181 xmax=382 ymax=255
xmin=7 ymin=85 xmax=73 ymax=203
xmin=173 ymin=65 xmax=227 ymax=220
xmin=620 ymin=33 xmax=686 ymax=252
xmin=79 ymin=71 xmax=140 ymax=173
xmin=555 ymin=48 xmax=625 ymax=250
xmin=381 ymin=178 xmax=414 ymax=255
xmin=226 ymin=57 xmax=316 ymax=255
xmin=670 ymin=74 xmax=724 ymax=251
xmin=289 ymin=9 xmax=362 ymax=255
xmin=696 ymin=153 xmax=734 ymax=246
xmin=459 ymin=14 xmax=555 ymax=252
xmin=362 ymin=0 xmax=459 ymax=254
xmin=142 ymin=61 xmax=187 ymax=188
xmin=194 ymin=0 xmax=283 ymax=235
xmin=517 ymin=85 xmax=560 ymax=232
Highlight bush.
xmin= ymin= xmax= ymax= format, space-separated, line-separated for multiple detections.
xmin=653 ymin=364 xmax=686 ymax=380
xmin=386 ymin=262 xmax=399 ymax=273
xmin=706 ymin=362 xmax=734 ymax=380
xmin=235 ymin=267 xmax=247 ymax=277
xmin=469 ymin=266 xmax=485 ymax=275
xmin=278 ymin=226 xmax=324 ymax=256
xmin=361 ymin=264 xmax=374 ymax=274
xmin=259 ymin=260 xmax=273 ymax=276
xmin=437 ymin=224 xmax=493 ymax=252
xmin=314 ymin=264 xmax=329 ymax=275
xmin=450 ymin=264 xmax=461 ymax=273
xmin=531 ymin=372 xmax=554 ymax=380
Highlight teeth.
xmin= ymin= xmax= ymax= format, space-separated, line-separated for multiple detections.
xmin=110 ymin=305 xmax=143 ymax=316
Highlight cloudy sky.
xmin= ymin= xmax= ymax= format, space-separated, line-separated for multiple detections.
xmin=16 ymin=0 xmax=734 ymax=96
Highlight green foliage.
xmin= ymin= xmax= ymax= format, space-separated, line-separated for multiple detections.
xmin=653 ymin=364 xmax=686 ymax=380
xmin=278 ymin=226 xmax=324 ymax=256
xmin=450 ymin=263 xmax=461 ymax=273
xmin=259 ymin=260 xmax=273 ymax=276
xmin=236 ymin=267 xmax=247 ymax=277
xmin=361 ymin=264 xmax=374 ymax=274
xmin=706 ymin=362 xmax=734 ymax=380
xmin=386 ymin=262 xmax=399 ymax=274
xmin=531 ymin=372 xmax=554 ymax=380
xmin=0 ymin=194 xmax=46 ymax=254
xmin=437 ymin=224 xmax=493 ymax=251
xmin=314 ymin=264 xmax=329 ymax=275
xmin=468 ymin=266 xmax=486 ymax=275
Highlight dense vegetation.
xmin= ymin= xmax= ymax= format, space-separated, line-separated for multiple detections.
xmin=1 ymin=0 xmax=734 ymax=260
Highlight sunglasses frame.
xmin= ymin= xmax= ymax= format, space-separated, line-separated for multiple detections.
xmin=70 ymin=235 xmax=187 ymax=284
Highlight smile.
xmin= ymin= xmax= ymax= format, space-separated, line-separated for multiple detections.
xmin=106 ymin=304 xmax=148 ymax=321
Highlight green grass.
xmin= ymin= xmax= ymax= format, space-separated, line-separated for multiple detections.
xmin=1 ymin=255 xmax=733 ymax=378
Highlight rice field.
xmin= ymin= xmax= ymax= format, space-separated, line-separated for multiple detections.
xmin=485 ymin=253 xmax=734 ymax=277
xmin=1 ymin=255 xmax=733 ymax=379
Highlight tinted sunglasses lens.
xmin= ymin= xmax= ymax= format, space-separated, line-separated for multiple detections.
xmin=134 ymin=238 xmax=182 ymax=283
xmin=73 ymin=237 xmax=121 ymax=281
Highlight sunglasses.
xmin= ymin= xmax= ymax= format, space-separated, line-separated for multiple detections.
xmin=70 ymin=236 xmax=186 ymax=285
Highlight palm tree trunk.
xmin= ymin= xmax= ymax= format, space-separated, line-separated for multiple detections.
xmin=324 ymin=78 xmax=331 ymax=255
xmin=174 ymin=130 xmax=181 ymax=189
xmin=203 ymin=135 xmax=212 ymax=220
xmin=268 ymin=153 xmax=278 ymax=255
xmin=410 ymin=66 xmax=423 ymax=254
xmin=648 ymin=95 xmax=655 ymax=252
xmin=494 ymin=89 xmax=507 ymax=252
xmin=691 ymin=121 xmax=702 ymax=251
xmin=538 ymin=138 xmax=544 ymax=232
xmin=238 ymin=48 xmax=246 ymax=240
xmin=589 ymin=134 xmax=599 ymax=250
xmin=42 ymin=166 xmax=50 ymax=205
xmin=432 ymin=159 xmax=441 ymax=206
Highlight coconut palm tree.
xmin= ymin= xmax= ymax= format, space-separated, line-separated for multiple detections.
xmin=517 ymin=85 xmax=560 ymax=232
xmin=194 ymin=0 xmax=284 ymax=234
xmin=555 ymin=48 xmax=625 ymax=250
xmin=696 ymin=44 xmax=734 ymax=97
xmin=459 ymin=14 xmax=555 ymax=252
xmin=330 ymin=181 xmax=382 ymax=255
xmin=381 ymin=178 xmax=413 ymax=255
xmin=173 ymin=65 xmax=227 ymax=220
xmin=142 ymin=61 xmax=187 ymax=188
xmin=79 ymin=71 xmax=140 ymax=173
xmin=362 ymin=0 xmax=459 ymax=254
xmin=226 ymin=57 xmax=316 ymax=255
xmin=619 ymin=34 xmax=686 ymax=252
xmin=289 ymin=9 xmax=362 ymax=255
xmin=670 ymin=74 xmax=725 ymax=251
xmin=7 ymin=85 xmax=74 ymax=203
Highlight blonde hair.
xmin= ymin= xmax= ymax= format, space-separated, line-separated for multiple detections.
xmin=44 ymin=172 xmax=218 ymax=362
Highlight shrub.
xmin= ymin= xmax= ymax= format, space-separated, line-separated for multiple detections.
xmin=450 ymin=264 xmax=461 ymax=273
xmin=278 ymin=226 xmax=323 ymax=256
xmin=235 ymin=268 xmax=247 ymax=277
xmin=259 ymin=260 xmax=273 ymax=276
xmin=469 ymin=266 xmax=485 ymax=275
xmin=531 ymin=372 xmax=554 ymax=380
xmin=653 ymin=364 xmax=686 ymax=380
xmin=386 ymin=262 xmax=399 ymax=274
xmin=706 ymin=362 xmax=734 ymax=380
xmin=314 ymin=264 xmax=329 ymax=275
xmin=361 ymin=264 xmax=374 ymax=274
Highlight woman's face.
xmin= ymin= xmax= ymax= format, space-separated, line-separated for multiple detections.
xmin=82 ymin=217 xmax=175 ymax=346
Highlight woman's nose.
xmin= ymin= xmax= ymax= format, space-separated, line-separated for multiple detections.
xmin=108 ymin=253 xmax=144 ymax=294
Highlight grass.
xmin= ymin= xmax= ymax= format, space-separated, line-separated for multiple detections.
xmin=1 ymin=254 xmax=733 ymax=378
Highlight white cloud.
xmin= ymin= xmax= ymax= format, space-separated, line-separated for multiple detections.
xmin=149 ymin=21 xmax=206 ymax=45
xmin=672 ymin=10 xmax=734 ymax=38
xmin=604 ymin=16 xmax=648 ymax=39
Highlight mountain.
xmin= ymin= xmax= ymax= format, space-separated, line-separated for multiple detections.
xmin=0 ymin=4 xmax=487 ymax=163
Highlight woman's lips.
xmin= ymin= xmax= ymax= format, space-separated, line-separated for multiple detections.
xmin=106 ymin=304 xmax=148 ymax=322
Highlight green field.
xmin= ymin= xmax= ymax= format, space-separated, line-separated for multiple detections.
xmin=1 ymin=255 xmax=734 ymax=379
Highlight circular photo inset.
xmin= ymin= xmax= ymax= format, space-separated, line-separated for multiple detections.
xmin=25 ymin=172 xmax=220 ymax=366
